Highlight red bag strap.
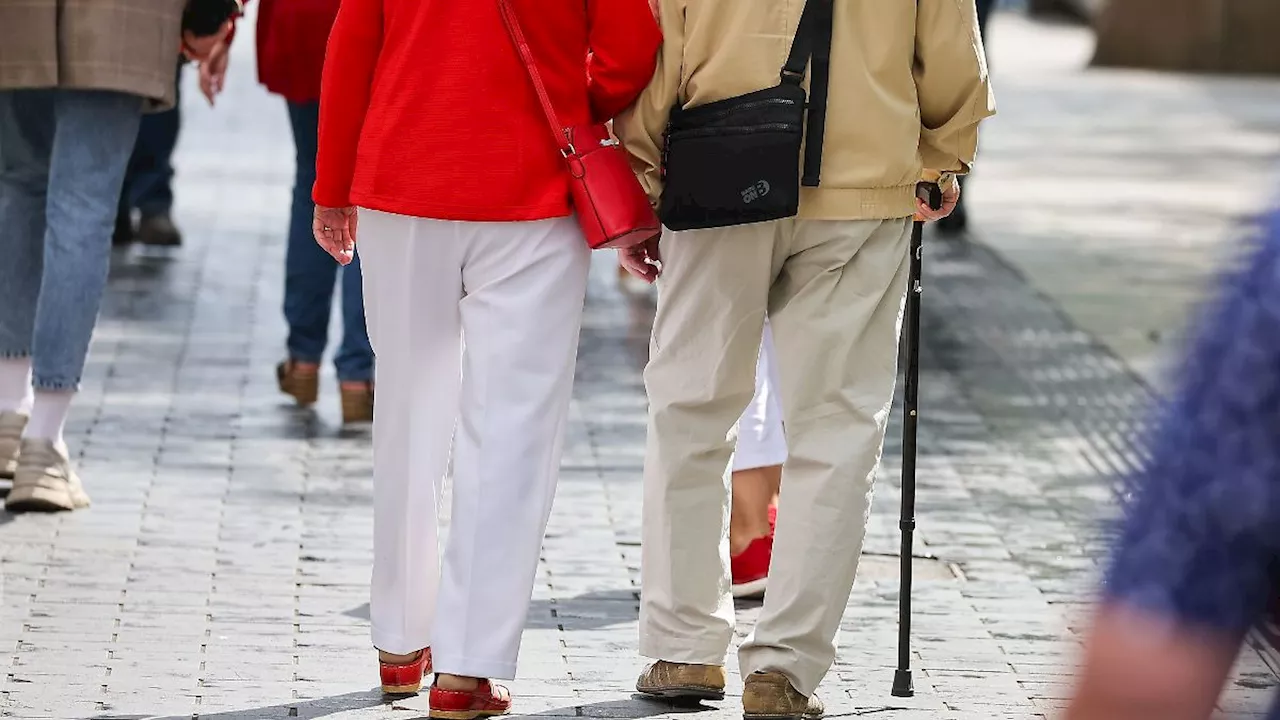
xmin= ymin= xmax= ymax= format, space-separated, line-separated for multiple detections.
xmin=497 ymin=0 xmax=575 ymax=156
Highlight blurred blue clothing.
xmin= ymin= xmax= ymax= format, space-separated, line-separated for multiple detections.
xmin=1104 ymin=207 xmax=1280 ymax=718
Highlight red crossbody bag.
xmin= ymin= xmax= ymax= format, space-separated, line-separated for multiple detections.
xmin=497 ymin=0 xmax=660 ymax=250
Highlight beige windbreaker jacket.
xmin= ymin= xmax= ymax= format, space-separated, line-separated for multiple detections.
xmin=615 ymin=0 xmax=996 ymax=221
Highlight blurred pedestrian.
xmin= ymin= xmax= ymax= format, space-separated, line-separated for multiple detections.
xmin=312 ymin=0 xmax=659 ymax=713
xmin=251 ymin=0 xmax=375 ymax=425
xmin=616 ymin=0 xmax=993 ymax=713
xmin=115 ymin=59 xmax=187 ymax=248
xmin=0 ymin=4 xmax=232 ymax=513
xmin=1067 ymin=209 xmax=1280 ymax=720
xmin=730 ymin=321 xmax=785 ymax=600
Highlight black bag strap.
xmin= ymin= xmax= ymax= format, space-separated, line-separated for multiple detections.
xmin=781 ymin=0 xmax=835 ymax=187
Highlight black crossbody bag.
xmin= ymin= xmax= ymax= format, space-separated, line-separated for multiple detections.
xmin=659 ymin=0 xmax=834 ymax=231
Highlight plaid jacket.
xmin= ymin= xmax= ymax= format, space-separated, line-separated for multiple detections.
xmin=0 ymin=0 xmax=185 ymax=109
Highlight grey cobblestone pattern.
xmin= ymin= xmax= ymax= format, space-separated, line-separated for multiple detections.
xmin=2 ymin=37 xmax=1277 ymax=720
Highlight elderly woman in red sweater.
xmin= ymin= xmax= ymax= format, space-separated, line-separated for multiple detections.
xmin=311 ymin=1 xmax=660 ymax=717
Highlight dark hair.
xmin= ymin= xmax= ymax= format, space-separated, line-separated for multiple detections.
xmin=183 ymin=0 xmax=242 ymax=37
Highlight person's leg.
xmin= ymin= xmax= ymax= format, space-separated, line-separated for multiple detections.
xmin=976 ymin=0 xmax=995 ymax=39
xmin=730 ymin=321 xmax=786 ymax=550
xmin=0 ymin=89 xmax=55 ymax=479
xmin=939 ymin=0 xmax=992 ymax=236
xmin=336 ymin=247 xmax=374 ymax=385
xmin=278 ymin=100 xmax=337 ymax=406
xmin=336 ymin=249 xmax=376 ymax=422
xmin=729 ymin=322 xmax=787 ymax=599
xmin=34 ymin=88 xmax=143 ymax=398
xmin=360 ymin=209 xmax=463 ymax=689
xmin=130 ymin=58 xmax=183 ymax=247
xmin=7 ymin=89 xmax=143 ymax=512
xmin=738 ymin=218 xmax=912 ymax=698
xmin=637 ymin=221 xmax=781 ymax=689
xmin=429 ymin=216 xmax=589 ymax=689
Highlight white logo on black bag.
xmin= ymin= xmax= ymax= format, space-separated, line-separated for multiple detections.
xmin=741 ymin=181 xmax=771 ymax=204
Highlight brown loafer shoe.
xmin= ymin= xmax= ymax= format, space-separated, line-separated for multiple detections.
xmin=340 ymin=381 xmax=374 ymax=424
xmin=742 ymin=672 xmax=823 ymax=720
xmin=277 ymin=360 xmax=319 ymax=406
xmin=635 ymin=661 xmax=726 ymax=702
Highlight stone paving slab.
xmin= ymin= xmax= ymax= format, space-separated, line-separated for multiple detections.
xmin=2 ymin=10 xmax=1278 ymax=720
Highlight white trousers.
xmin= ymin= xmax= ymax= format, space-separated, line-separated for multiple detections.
xmin=732 ymin=320 xmax=787 ymax=472
xmin=358 ymin=210 xmax=590 ymax=680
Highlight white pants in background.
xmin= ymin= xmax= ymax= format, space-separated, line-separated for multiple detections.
xmin=358 ymin=210 xmax=590 ymax=680
xmin=732 ymin=320 xmax=787 ymax=472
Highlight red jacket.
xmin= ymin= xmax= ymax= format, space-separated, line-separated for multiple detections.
xmin=255 ymin=0 xmax=338 ymax=103
xmin=312 ymin=0 xmax=661 ymax=222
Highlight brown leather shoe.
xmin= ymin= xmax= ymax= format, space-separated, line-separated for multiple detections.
xmin=635 ymin=661 xmax=726 ymax=701
xmin=277 ymin=360 xmax=319 ymax=406
xmin=742 ymin=672 xmax=823 ymax=720
xmin=340 ymin=381 xmax=374 ymax=424
xmin=137 ymin=213 xmax=182 ymax=247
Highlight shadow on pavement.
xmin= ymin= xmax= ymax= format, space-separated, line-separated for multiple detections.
xmin=89 ymin=689 xmax=384 ymax=719
xmin=86 ymin=690 xmax=718 ymax=720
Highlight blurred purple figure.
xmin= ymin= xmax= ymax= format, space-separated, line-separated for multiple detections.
xmin=1068 ymin=207 xmax=1280 ymax=719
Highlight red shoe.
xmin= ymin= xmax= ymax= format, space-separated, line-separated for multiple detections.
xmin=380 ymin=648 xmax=433 ymax=695
xmin=732 ymin=535 xmax=773 ymax=599
xmin=429 ymin=680 xmax=513 ymax=720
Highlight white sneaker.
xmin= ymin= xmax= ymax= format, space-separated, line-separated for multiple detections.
xmin=6 ymin=438 xmax=90 ymax=512
xmin=0 ymin=411 xmax=27 ymax=480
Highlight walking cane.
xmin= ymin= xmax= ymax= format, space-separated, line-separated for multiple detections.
xmin=891 ymin=182 xmax=943 ymax=699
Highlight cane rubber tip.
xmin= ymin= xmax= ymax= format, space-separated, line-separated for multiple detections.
xmin=891 ymin=669 xmax=914 ymax=697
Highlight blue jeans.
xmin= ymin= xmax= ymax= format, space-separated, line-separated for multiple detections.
xmin=0 ymin=89 xmax=144 ymax=391
xmin=284 ymin=101 xmax=374 ymax=382
xmin=122 ymin=60 xmax=182 ymax=217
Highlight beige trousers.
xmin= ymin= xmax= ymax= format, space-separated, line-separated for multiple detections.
xmin=639 ymin=217 xmax=912 ymax=696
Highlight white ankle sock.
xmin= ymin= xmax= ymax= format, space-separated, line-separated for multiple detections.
xmin=26 ymin=391 xmax=74 ymax=444
xmin=0 ymin=358 xmax=34 ymax=415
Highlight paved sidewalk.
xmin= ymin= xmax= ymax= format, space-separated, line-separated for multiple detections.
xmin=972 ymin=13 xmax=1280 ymax=387
xmin=1 ymin=14 xmax=1277 ymax=720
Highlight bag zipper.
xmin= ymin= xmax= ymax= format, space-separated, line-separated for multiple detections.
xmin=673 ymin=97 xmax=800 ymax=126
xmin=670 ymin=122 xmax=801 ymax=139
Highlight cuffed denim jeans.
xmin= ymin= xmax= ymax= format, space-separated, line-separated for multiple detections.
xmin=0 ymin=89 xmax=144 ymax=391
xmin=284 ymin=100 xmax=373 ymax=382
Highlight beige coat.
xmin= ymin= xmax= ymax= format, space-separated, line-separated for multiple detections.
xmin=615 ymin=0 xmax=997 ymax=221
xmin=0 ymin=0 xmax=185 ymax=110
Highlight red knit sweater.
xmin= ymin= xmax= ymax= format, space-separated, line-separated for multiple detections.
xmin=312 ymin=0 xmax=661 ymax=222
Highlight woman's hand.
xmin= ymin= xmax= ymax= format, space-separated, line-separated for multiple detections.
xmin=199 ymin=39 xmax=232 ymax=106
xmin=314 ymin=206 xmax=358 ymax=265
xmin=619 ymin=232 xmax=662 ymax=283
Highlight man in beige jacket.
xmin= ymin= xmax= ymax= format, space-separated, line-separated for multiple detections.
xmin=614 ymin=1 xmax=994 ymax=716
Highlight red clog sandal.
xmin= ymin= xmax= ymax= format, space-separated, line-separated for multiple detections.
xmin=380 ymin=648 xmax=433 ymax=695
xmin=429 ymin=679 xmax=513 ymax=720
